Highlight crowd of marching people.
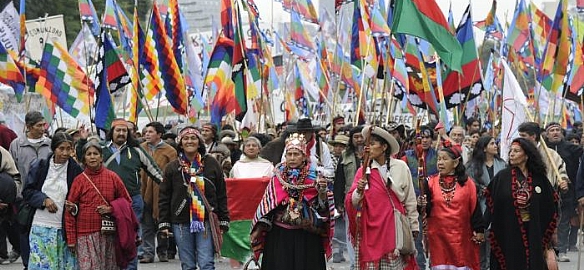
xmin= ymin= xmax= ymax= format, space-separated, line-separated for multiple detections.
xmin=0 ymin=110 xmax=583 ymax=270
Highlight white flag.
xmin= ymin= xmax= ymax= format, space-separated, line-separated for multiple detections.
xmin=500 ymin=61 xmax=528 ymax=161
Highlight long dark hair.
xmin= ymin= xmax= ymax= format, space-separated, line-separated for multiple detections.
xmin=509 ymin=137 xmax=547 ymax=177
xmin=467 ymin=135 xmax=503 ymax=183
xmin=439 ymin=147 xmax=468 ymax=186
xmin=106 ymin=126 xmax=140 ymax=147
xmin=347 ymin=125 xmax=364 ymax=153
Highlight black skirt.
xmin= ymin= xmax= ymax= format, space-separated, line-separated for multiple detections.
xmin=261 ymin=225 xmax=326 ymax=270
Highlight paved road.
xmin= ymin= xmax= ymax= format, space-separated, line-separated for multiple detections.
xmin=0 ymin=250 xmax=582 ymax=269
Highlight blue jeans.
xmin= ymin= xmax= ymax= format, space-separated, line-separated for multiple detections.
xmin=172 ymin=222 xmax=215 ymax=270
xmin=126 ymin=194 xmax=143 ymax=270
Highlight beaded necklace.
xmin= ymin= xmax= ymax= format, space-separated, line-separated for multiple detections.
xmin=277 ymin=163 xmax=312 ymax=224
xmin=439 ymin=175 xmax=456 ymax=208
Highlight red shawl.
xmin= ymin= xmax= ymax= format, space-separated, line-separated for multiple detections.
xmin=345 ymin=167 xmax=416 ymax=269
xmin=251 ymin=163 xmax=334 ymax=260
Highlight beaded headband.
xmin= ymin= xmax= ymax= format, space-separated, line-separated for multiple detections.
xmin=545 ymin=122 xmax=561 ymax=132
xmin=178 ymin=126 xmax=201 ymax=143
xmin=285 ymin=133 xmax=306 ymax=153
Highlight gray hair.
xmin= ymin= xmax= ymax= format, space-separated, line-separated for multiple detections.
xmin=243 ymin=137 xmax=262 ymax=150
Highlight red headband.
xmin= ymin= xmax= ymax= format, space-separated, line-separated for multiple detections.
xmin=442 ymin=140 xmax=462 ymax=159
xmin=111 ymin=119 xmax=127 ymax=128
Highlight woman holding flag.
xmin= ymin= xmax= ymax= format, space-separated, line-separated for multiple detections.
xmin=346 ymin=126 xmax=418 ymax=269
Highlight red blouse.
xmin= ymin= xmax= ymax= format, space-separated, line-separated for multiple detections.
xmin=65 ymin=166 xmax=131 ymax=246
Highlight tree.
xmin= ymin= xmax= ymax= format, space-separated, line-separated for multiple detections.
xmin=0 ymin=0 xmax=151 ymax=47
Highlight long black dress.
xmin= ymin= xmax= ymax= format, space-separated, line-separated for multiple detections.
xmin=485 ymin=167 xmax=558 ymax=270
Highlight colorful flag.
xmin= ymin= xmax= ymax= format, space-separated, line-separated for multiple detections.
xmin=36 ymin=40 xmax=95 ymax=117
xmin=78 ymin=0 xmax=100 ymax=35
xmin=99 ymin=32 xmax=130 ymax=94
xmin=94 ymin=32 xmax=128 ymax=130
xmin=0 ymin=41 xmax=25 ymax=101
xmin=69 ymin=23 xmax=98 ymax=68
xmin=505 ymin=0 xmax=535 ymax=73
xmin=139 ymin=17 xmax=163 ymax=101
xmin=220 ymin=177 xmax=269 ymax=263
xmin=566 ymin=16 xmax=584 ymax=102
xmin=19 ymin=0 xmax=25 ymax=54
xmin=129 ymin=6 xmax=143 ymax=123
xmin=289 ymin=10 xmax=316 ymax=53
xmin=371 ymin=1 xmax=391 ymax=37
xmin=232 ymin=3 xmax=248 ymax=120
xmin=441 ymin=5 xmax=483 ymax=109
xmin=530 ymin=2 xmax=552 ymax=66
xmin=541 ymin=0 xmax=571 ymax=93
xmin=207 ymin=37 xmax=236 ymax=125
xmin=102 ymin=0 xmax=118 ymax=30
xmin=221 ymin=0 xmax=234 ymax=39
xmin=166 ymin=0 xmax=184 ymax=70
xmin=474 ymin=0 xmax=496 ymax=31
xmin=288 ymin=0 xmax=319 ymax=24
xmin=150 ymin=3 xmax=187 ymax=114
xmin=393 ymin=0 xmax=462 ymax=71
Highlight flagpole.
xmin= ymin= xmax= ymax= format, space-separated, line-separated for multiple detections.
xmin=354 ymin=40 xmax=372 ymax=126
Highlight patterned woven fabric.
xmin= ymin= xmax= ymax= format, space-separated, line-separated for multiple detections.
xmin=36 ymin=40 xmax=95 ymax=118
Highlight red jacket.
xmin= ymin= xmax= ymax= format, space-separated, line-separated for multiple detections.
xmin=111 ymin=197 xmax=139 ymax=269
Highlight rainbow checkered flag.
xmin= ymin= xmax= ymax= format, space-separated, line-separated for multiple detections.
xmin=0 ymin=41 xmax=25 ymax=102
xmin=36 ymin=39 xmax=95 ymax=117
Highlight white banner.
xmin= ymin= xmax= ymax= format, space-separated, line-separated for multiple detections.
xmin=0 ymin=2 xmax=20 ymax=51
xmin=25 ymin=15 xmax=67 ymax=62
xmin=500 ymin=61 xmax=528 ymax=161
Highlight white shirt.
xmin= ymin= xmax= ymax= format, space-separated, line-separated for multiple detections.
xmin=32 ymin=159 xmax=68 ymax=228
xmin=230 ymin=156 xmax=274 ymax=178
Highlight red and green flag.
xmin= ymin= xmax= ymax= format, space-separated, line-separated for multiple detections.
xmin=441 ymin=5 xmax=483 ymax=109
xmin=94 ymin=32 xmax=129 ymax=130
xmin=392 ymin=0 xmax=463 ymax=71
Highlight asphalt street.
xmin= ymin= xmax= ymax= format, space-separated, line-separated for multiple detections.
xmin=0 ymin=249 xmax=582 ymax=269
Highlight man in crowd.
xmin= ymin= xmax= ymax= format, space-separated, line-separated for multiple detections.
xmin=9 ymin=111 xmax=52 ymax=269
xmin=401 ymin=125 xmax=439 ymax=269
xmin=77 ymin=118 xmax=164 ymax=270
xmin=543 ymin=122 xmax=583 ymax=262
xmin=201 ymin=123 xmax=219 ymax=153
xmin=0 ymin=143 xmax=20 ymax=265
xmin=139 ymin=122 xmax=177 ymax=263
xmin=0 ymin=112 xmax=17 ymax=150
xmin=333 ymin=125 xmax=364 ymax=267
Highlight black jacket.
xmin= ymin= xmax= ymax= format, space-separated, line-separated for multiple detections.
xmin=22 ymin=155 xmax=83 ymax=237
xmin=158 ymin=154 xmax=229 ymax=230
xmin=545 ymin=139 xmax=582 ymax=203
